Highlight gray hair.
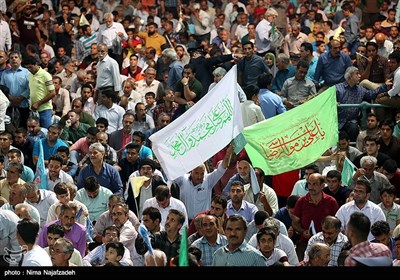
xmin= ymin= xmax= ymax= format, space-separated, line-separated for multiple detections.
xmin=262 ymin=217 xmax=280 ymax=232
xmin=24 ymin=182 xmax=39 ymax=194
xmin=212 ymin=67 xmax=227 ymax=77
xmin=344 ymin=66 xmax=359 ymax=81
xmin=65 ymin=182 xmax=78 ymax=195
xmin=103 ymin=12 xmax=114 ymax=21
xmin=162 ymin=48 xmax=177 ymax=61
xmin=291 ymin=22 xmax=301 ymax=29
xmin=277 ymin=53 xmax=290 ymax=64
xmin=89 ymin=142 xmax=105 ymax=153
xmin=54 ymin=237 xmax=75 ymax=256
xmin=308 ymin=242 xmax=330 ymax=261
xmin=15 ymin=203 xmax=40 ymax=224
xmin=360 ymin=155 xmax=377 ymax=168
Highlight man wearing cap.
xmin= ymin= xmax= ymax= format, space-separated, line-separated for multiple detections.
xmin=255 ymin=8 xmax=278 ymax=57
xmin=125 ymin=159 xmax=166 ymax=218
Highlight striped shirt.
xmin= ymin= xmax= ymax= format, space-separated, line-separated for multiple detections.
xmin=212 ymin=241 xmax=268 ymax=266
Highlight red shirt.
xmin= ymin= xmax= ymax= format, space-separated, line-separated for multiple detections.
xmin=293 ymin=192 xmax=339 ymax=243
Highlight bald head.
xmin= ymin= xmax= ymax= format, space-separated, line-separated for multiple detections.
xmin=375 ymin=33 xmax=386 ymax=46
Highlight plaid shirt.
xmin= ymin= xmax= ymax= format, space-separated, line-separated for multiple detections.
xmin=304 ymin=232 xmax=348 ymax=266
xmin=345 ymin=240 xmax=392 ymax=266
xmin=152 ymin=102 xmax=178 ymax=123
xmin=335 ymin=81 xmax=387 ymax=129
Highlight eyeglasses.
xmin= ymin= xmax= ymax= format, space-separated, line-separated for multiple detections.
xmin=105 ymin=233 xmax=118 ymax=238
xmin=49 ymin=248 xmax=65 ymax=255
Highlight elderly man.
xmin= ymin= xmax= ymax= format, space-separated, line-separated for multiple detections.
xmin=97 ymin=12 xmax=127 ymax=69
xmin=95 ymin=43 xmax=122 ymax=93
xmin=173 ymin=145 xmax=233 ymax=221
xmin=255 ymin=8 xmax=278 ymax=57
xmin=335 ymin=66 xmax=391 ymax=142
xmin=77 ymin=142 xmax=123 ymax=196
xmin=351 ymin=155 xmax=391 ymax=204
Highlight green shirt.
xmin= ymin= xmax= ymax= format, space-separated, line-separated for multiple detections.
xmin=60 ymin=122 xmax=91 ymax=143
xmin=29 ymin=67 xmax=55 ymax=112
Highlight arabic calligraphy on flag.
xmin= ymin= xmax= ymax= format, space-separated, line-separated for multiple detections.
xmin=242 ymin=86 xmax=338 ymax=175
xmin=150 ymin=65 xmax=243 ymax=180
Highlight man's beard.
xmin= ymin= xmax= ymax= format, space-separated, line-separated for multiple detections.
xmin=148 ymin=30 xmax=155 ymax=36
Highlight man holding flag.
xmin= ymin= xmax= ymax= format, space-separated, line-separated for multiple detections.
xmin=172 ymin=145 xmax=233 ymax=221
xmin=255 ymin=8 xmax=278 ymax=57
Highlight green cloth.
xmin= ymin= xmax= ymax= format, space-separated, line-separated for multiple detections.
xmin=59 ymin=111 xmax=95 ymax=127
xmin=242 ymin=86 xmax=338 ymax=175
xmin=60 ymin=122 xmax=91 ymax=143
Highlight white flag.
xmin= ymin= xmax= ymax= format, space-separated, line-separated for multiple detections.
xmin=149 ymin=65 xmax=243 ymax=180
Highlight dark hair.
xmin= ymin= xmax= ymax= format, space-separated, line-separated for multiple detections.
xmin=48 ymin=154 xmax=64 ymax=166
xmin=95 ymin=117 xmax=109 ymax=128
xmin=105 ymin=241 xmax=125 ymax=258
xmin=256 ymin=227 xmax=276 ymax=243
xmin=286 ymin=195 xmax=300 ymax=208
xmin=383 ymin=159 xmax=397 ymax=174
xmin=142 ymin=207 xmax=162 ymax=223
xmin=83 ymin=176 xmax=99 ymax=192
xmin=57 ymin=146 xmax=70 ymax=156
xmin=87 ymin=126 xmax=99 ymax=136
xmin=326 ymin=170 xmax=342 ymax=181
xmin=257 ymin=73 xmax=273 ymax=88
xmin=301 ymin=42 xmax=313 ymax=54
xmin=243 ymin=84 xmax=259 ymax=100
xmin=371 ymin=220 xmax=390 ymax=237
xmin=17 ymin=219 xmax=40 ymax=244
xmin=47 ymin=223 xmax=65 ymax=236
xmin=254 ymin=210 xmax=269 ymax=226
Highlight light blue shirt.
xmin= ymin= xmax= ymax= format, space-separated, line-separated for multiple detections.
xmin=75 ymin=186 xmax=113 ymax=222
xmin=0 ymin=66 xmax=30 ymax=108
xmin=258 ymin=88 xmax=287 ymax=119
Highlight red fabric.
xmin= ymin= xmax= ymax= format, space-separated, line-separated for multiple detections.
xmin=272 ymin=170 xmax=299 ymax=197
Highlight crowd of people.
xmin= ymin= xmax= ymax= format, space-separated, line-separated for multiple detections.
xmin=0 ymin=0 xmax=400 ymax=268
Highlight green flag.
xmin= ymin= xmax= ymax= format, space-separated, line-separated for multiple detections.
xmin=179 ymin=226 xmax=188 ymax=266
xmin=242 ymin=86 xmax=338 ymax=175
xmin=342 ymin=156 xmax=357 ymax=186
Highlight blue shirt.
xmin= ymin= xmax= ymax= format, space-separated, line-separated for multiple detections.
xmin=0 ymin=66 xmax=30 ymax=108
xmin=77 ymin=162 xmax=123 ymax=196
xmin=167 ymin=60 xmax=184 ymax=88
xmin=32 ymin=138 xmax=68 ymax=160
xmin=306 ymin=56 xmax=319 ymax=82
xmin=258 ymin=88 xmax=287 ymax=118
xmin=335 ymin=81 xmax=387 ymax=129
xmin=314 ymin=51 xmax=352 ymax=86
xmin=271 ymin=65 xmax=296 ymax=93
